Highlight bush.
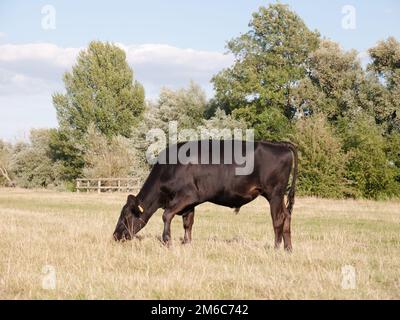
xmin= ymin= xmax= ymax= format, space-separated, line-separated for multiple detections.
xmin=48 ymin=129 xmax=84 ymax=182
xmin=338 ymin=115 xmax=398 ymax=199
xmin=293 ymin=114 xmax=348 ymax=198
xmin=384 ymin=132 xmax=400 ymax=197
xmin=12 ymin=129 xmax=59 ymax=188
xmin=82 ymin=125 xmax=148 ymax=182
xmin=233 ymin=106 xmax=292 ymax=141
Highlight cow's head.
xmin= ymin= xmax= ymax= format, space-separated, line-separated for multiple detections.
xmin=113 ymin=194 xmax=145 ymax=241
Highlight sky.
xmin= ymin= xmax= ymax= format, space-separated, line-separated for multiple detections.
xmin=0 ymin=0 xmax=399 ymax=141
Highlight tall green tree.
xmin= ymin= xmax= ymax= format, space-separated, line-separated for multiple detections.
xmin=368 ymin=37 xmax=400 ymax=133
xmin=51 ymin=41 xmax=145 ymax=181
xmin=212 ymin=4 xmax=320 ymax=139
xmin=53 ymin=41 xmax=145 ymax=138
xmin=294 ymin=40 xmax=367 ymax=121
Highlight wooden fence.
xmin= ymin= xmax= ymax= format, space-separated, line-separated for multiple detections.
xmin=76 ymin=178 xmax=141 ymax=193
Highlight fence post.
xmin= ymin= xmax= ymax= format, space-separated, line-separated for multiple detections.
xmin=77 ymin=180 xmax=80 ymax=193
xmin=98 ymin=179 xmax=101 ymax=194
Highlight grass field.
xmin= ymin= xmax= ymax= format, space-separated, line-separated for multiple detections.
xmin=0 ymin=188 xmax=399 ymax=299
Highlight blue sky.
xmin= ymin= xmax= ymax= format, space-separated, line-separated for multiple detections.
xmin=0 ymin=0 xmax=399 ymax=141
xmin=1 ymin=0 xmax=400 ymax=51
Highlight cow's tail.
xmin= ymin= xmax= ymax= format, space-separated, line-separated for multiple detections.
xmin=285 ymin=142 xmax=298 ymax=215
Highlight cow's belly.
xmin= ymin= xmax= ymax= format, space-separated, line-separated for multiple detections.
xmin=208 ymin=188 xmax=261 ymax=209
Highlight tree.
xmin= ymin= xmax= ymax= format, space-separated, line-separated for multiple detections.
xmin=12 ymin=129 xmax=58 ymax=188
xmin=127 ymin=82 xmax=208 ymax=167
xmin=368 ymin=37 xmax=400 ymax=133
xmin=147 ymin=81 xmax=207 ymax=132
xmin=368 ymin=37 xmax=400 ymax=95
xmin=290 ymin=39 xmax=378 ymax=125
xmin=231 ymin=106 xmax=292 ymax=140
xmin=53 ymin=41 xmax=145 ymax=139
xmin=51 ymin=41 xmax=145 ymax=181
xmin=82 ymin=125 xmax=147 ymax=181
xmin=211 ymin=3 xmax=320 ymax=139
xmin=383 ymin=132 xmax=400 ymax=197
xmin=199 ymin=108 xmax=247 ymax=138
xmin=338 ymin=115 xmax=397 ymax=199
xmin=292 ymin=115 xmax=348 ymax=198
xmin=48 ymin=129 xmax=85 ymax=181
xmin=0 ymin=139 xmax=13 ymax=186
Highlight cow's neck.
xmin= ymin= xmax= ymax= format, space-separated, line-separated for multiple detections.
xmin=136 ymin=175 xmax=161 ymax=223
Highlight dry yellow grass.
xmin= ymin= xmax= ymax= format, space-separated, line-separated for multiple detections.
xmin=0 ymin=188 xmax=399 ymax=299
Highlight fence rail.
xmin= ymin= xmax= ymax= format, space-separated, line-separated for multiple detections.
xmin=76 ymin=178 xmax=141 ymax=193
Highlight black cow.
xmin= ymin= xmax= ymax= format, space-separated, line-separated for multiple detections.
xmin=113 ymin=140 xmax=298 ymax=251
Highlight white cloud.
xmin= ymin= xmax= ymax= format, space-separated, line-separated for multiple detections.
xmin=0 ymin=42 xmax=233 ymax=140
xmin=0 ymin=43 xmax=79 ymax=66
xmin=0 ymin=68 xmax=57 ymax=95
xmin=0 ymin=32 xmax=6 ymax=39
xmin=122 ymin=43 xmax=231 ymax=72
xmin=0 ymin=42 xmax=233 ymax=95
xmin=122 ymin=43 xmax=233 ymax=97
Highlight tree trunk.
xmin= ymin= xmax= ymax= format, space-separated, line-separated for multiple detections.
xmin=0 ymin=166 xmax=12 ymax=183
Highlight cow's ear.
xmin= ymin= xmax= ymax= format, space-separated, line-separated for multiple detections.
xmin=126 ymin=194 xmax=137 ymax=207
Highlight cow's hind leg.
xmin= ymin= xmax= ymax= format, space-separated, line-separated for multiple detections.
xmin=269 ymin=196 xmax=285 ymax=249
xmin=282 ymin=205 xmax=292 ymax=252
xmin=182 ymin=208 xmax=195 ymax=244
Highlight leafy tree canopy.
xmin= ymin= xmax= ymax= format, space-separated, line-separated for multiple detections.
xmin=53 ymin=41 xmax=145 ymax=139
xmin=212 ymin=4 xmax=320 ymax=118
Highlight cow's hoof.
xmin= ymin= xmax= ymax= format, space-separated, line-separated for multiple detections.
xmin=165 ymin=242 xmax=172 ymax=248
xmin=284 ymin=246 xmax=293 ymax=253
xmin=162 ymin=238 xmax=172 ymax=248
xmin=157 ymin=236 xmax=171 ymax=247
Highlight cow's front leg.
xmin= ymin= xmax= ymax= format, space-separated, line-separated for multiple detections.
xmin=162 ymin=194 xmax=195 ymax=247
xmin=162 ymin=209 xmax=175 ymax=247
xmin=182 ymin=209 xmax=195 ymax=244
